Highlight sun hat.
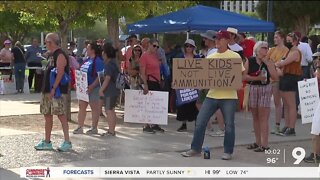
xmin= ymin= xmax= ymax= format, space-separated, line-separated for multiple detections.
xmin=227 ymin=27 xmax=238 ymax=35
xmin=184 ymin=39 xmax=196 ymax=48
xmin=200 ymin=30 xmax=217 ymax=41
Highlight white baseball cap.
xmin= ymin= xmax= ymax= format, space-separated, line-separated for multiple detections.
xmin=227 ymin=27 xmax=238 ymax=35
xmin=184 ymin=39 xmax=196 ymax=48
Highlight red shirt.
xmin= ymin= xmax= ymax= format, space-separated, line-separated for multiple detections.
xmin=240 ymin=39 xmax=255 ymax=58
xmin=139 ymin=52 xmax=160 ymax=82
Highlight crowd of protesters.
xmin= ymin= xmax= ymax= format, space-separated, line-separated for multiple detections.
xmin=1 ymin=28 xmax=319 ymax=163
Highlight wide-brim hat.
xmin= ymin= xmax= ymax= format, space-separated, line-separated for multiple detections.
xmin=227 ymin=27 xmax=238 ymax=35
xmin=200 ymin=30 xmax=217 ymax=41
xmin=184 ymin=39 xmax=196 ymax=48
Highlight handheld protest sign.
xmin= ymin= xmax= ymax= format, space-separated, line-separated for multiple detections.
xmin=172 ymin=58 xmax=242 ymax=89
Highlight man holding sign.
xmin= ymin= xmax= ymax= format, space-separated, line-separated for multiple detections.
xmin=181 ymin=30 xmax=245 ymax=160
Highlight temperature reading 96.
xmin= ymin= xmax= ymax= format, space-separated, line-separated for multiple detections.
xmin=292 ymin=147 xmax=306 ymax=165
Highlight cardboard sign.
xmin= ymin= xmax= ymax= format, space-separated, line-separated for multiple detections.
xmin=75 ymin=70 xmax=89 ymax=102
xmin=0 ymin=75 xmax=30 ymax=94
xmin=172 ymin=58 xmax=242 ymax=89
xmin=124 ymin=89 xmax=168 ymax=125
xmin=176 ymin=89 xmax=198 ymax=106
xmin=298 ymin=78 xmax=319 ymax=124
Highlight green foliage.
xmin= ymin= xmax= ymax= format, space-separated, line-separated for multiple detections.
xmin=256 ymin=1 xmax=320 ymax=34
xmin=196 ymin=0 xmax=221 ymax=8
xmin=73 ymin=19 xmax=108 ymax=41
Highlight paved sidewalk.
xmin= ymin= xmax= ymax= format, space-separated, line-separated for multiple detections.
xmin=0 ymin=92 xmax=317 ymax=180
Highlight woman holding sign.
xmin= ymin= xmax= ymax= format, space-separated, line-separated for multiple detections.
xmin=73 ymin=42 xmax=104 ymax=135
xmin=139 ymin=39 xmax=165 ymax=134
xmin=176 ymin=39 xmax=200 ymax=132
xmin=244 ymin=41 xmax=278 ymax=152
xmin=275 ymin=32 xmax=302 ymax=136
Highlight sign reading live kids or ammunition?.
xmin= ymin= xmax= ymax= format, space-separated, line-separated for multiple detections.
xmin=172 ymin=58 xmax=242 ymax=89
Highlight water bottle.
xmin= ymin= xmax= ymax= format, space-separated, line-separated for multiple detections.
xmin=203 ymin=146 xmax=210 ymax=159
xmin=261 ymin=67 xmax=267 ymax=84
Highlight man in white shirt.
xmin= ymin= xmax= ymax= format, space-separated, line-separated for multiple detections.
xmin=295 ymin=32 xmax=313 ymax=79
xmin=227 ymin=27 xmax=244 ymax=59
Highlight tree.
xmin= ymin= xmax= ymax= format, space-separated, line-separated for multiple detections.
xmin=256 ymin=1 xmax=320 ymax=36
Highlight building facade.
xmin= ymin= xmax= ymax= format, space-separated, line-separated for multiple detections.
xmin=220 ymin=0 xmax=259 ymax=13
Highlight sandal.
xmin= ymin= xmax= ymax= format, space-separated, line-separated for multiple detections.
xmin=254 ymin=146 xmax=270 ymax=152
xmin=247 ymin=143 xmax=259 ymax=150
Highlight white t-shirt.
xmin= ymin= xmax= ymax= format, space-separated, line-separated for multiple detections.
xmin=228 ymin=43 xmax=243 ymax=52
xmin=206 ymin=48 xmax=217 ymax=57
xmin=298 ymin=42 xmax=313 ymax=66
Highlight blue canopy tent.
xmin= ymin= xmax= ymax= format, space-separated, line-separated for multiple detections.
xmin=127 ymin=5 xmax=274 ymax=34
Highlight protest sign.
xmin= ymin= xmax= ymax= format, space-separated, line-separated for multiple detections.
xmin=124 ymin=90 xmax=168 ymax=125
xmin=172 ymin=58 xmax=242 ymax=89
xmin=75 ymin=70 xmax=89 ymax=102
xmin=298 ymin=78 xmax=319 ymax=124
xmin=0 ymin=75 xmax=29 ymax=94
xmin=175 ymin=89 xmax=198 ymax=106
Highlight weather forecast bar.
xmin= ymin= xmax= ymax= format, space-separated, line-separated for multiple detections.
xmin=20 ymin=167 xmax=320 ymax=178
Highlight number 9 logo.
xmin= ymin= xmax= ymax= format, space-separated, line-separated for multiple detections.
xmin=292 ymin=147 xmax=306 ymax=165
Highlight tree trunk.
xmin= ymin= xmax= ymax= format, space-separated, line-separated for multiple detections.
xmin=107 ymin=14 xmax=119 ymax=46
xmin=294 ymin=15 xmax=310 ymax=37
xmin=59 ymin=21 xmax=72 ymax=121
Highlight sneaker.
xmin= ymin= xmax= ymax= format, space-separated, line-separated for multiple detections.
xmin=280 ymin=128 xmax=296 ymax=136
xmin=304 ymin=153 xmax=320 ymax=163
xmin=86 ymin=128 xmax=98 ymax=135
xmin=151 ymin=125 xmax=165 ymax=133
xmin=34 ymin=140 xmax=53 ymax=150
xmin=101 ymin=131 xmax=116 ymax=137
xmin=177 ymin=124 xmax=187 ymax=132
xmin=221 ymin=153 xmax=232 ymax=160
xmin=57 ymin=141 xmax=72 ymax=152
xmin=143 ymin=126 xmax=155 ymax=134
xmin=209 ymin=129 xmax=225 ymax=137
xmin=73 ymin=126 xmax=83 ymax=134
xmin=276 ymin=126 xmax=288 ymax=135
xmin=270 ymin=125 xmax=280 ymax=134
xmin=181 ymin=149 xmax=201 ymax=157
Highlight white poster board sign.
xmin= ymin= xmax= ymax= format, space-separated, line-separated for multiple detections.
xmin=124 ymin=90 xmax=169 ymax=125
xmin=0 ymin=75 xmax=30 ymax=95
xmin=75 ymin=70 xmax=89 ymax=102
xmin=298 ymin=78 xmax=320 ymax=124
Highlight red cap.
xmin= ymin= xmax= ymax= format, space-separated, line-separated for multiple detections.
xmin=216 ymin=30 xmax=231 ymax=40
xmin=294 ymin=31 xmax=301 ymax=39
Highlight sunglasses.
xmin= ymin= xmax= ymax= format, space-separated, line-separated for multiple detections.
xmin=261 ymin=47 xmax=268 ymax=49
xmin=185 ymin=45 xmax=194 ymax=48
xmin=153 ymin=45 xmax=159 ymax=48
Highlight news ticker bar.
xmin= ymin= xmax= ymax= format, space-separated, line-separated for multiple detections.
xmin=20 ymin=167 xmax=320 ymax=178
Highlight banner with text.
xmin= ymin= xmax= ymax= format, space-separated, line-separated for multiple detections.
xmin=124 ymin=90 xmax=168 ymax=125
xmin=176 ymin=89 xmax=198 ymax=106
xmin=172 ymin=58 xmax=242 ymax=89
xmin=298 ymin=78 xmax=319 ymax=124
xmin=75 ymin=70 xmax=89 ymax=102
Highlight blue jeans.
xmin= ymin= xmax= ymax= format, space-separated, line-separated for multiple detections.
xmin=14 ymin=63 xmax=26 ymax=91
xmin=191 ymin=98 xmax=237 ymax=154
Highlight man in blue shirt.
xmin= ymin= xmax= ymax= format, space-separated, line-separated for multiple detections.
xmin=26 ymin=38 xmax=44 ymax=92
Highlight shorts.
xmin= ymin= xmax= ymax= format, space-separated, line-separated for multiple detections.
xmin=279 ymin=74 xmax=300 ymax=92
xmin=40 ymin=93 xmax=67 ymax=115
xmin=249 ymin=84 xmax=272 ymax=108
xmin=104 ymin=96 xmax=118 ymax=111
xmin=89 ymin=87 xmax=100 ymax=102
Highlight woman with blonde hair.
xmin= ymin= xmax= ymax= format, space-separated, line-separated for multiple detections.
xmin=245 ymin=41 xmax=278 ymax=151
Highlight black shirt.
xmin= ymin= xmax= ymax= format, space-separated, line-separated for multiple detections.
xmin=41 ymin=48 xmax=69 ymax=94
xmin=11 ymin=46 xmax=26 ymax=64
xmin=247 ymin=57 xmax=270 ymax=85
